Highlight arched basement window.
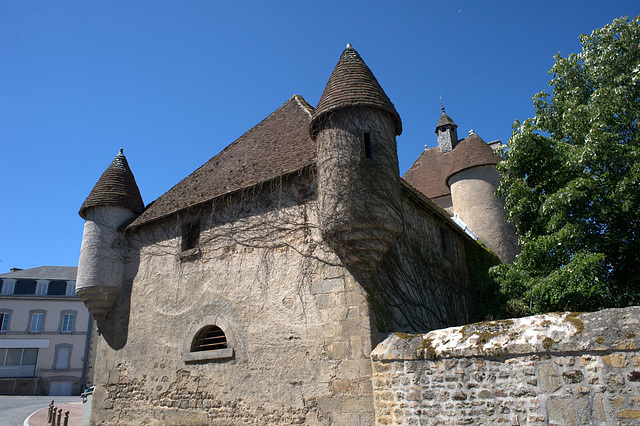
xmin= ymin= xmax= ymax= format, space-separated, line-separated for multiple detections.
xmin=183 ymin=322 xmax=234 ymax=363
xmin=191 ymin=325 xmax=227 ymax=352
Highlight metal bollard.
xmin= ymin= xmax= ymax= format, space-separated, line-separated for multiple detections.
xmin=46 ymin=400 xmax=54 ymax=423
xmin=56 ymin=408 xmax=62 ymax=426
xmin=63 ymin=410 xmax=69 ymax=426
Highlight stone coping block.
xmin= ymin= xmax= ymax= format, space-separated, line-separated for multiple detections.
xmin=372 ymin=306 xmax=640 ymax=360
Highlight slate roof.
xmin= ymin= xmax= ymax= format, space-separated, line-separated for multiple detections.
xmin=79 ymin=149 xmax=145 ymax=219
xmin=0 ymin=266 xmax=77 ymax=280
xmin=435 ymin=108 xmax=457 ymax=131
xmin=310 ymin=45 xmax=402 ymax=139
xmin=128 ymin=95 xmax=315 ymax=229
xmin=403 ymin=133 xmax=501 ymax=199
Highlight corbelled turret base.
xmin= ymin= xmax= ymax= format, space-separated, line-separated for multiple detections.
xmin=76 ymin=286 xmax=121 ymax=322
xmin=324 ymin=225 xmax=402 ymax=275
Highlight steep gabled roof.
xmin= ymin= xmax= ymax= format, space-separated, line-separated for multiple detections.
xmin=128 ymin=95 xmax=315 ymax=229
xmin=79 ymin=149 xmax=145 ymax=219
xmin=403 ymin=133 xmax=501 ymax=199
xmin=310 ymin=45 xmax=402 ymax=138
xmin=0 ymin=266 xmax=77 ymax=280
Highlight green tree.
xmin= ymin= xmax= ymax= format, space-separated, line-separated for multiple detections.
xmin=494 ymin=15 xmax=640 ymax=317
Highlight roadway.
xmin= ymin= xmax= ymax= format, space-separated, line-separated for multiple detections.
xmin=0 ymin=395 xmax=80 ymax=426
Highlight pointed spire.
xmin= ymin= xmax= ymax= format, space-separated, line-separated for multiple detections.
xmin=435 ymin=106 xmax=457 ymax=132
xmin=79 ymin=149 xmax=145 ymax=219
xmin=310 ymin=45 xmax=402 ymax=139
xmin=435 ymin=105 xmax=459 ymax=153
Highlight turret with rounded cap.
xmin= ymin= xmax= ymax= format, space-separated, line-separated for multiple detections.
xmin=76 ymin=149 xmax=144 ymax=321
xmin=311 ymin=44 xmax=403 ymax=274
xmin=445 ymin=131 xmax=520 ymax=263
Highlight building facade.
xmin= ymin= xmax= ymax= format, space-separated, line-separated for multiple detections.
xmin=0 ymin=266 xmax=93 ymax=396
xmin=76 ymin=45 xmax=516 ymax=424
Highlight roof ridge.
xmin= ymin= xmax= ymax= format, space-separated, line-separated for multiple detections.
xmin=0 ymin=265 xmax=78 ymax=279
xmin=162 ymin=96 xmax=313 ymax=183
xmin=292 ymin=94 xmax=314 ymax=118
xmin=127 ymin=96 xmax=316 ymax=229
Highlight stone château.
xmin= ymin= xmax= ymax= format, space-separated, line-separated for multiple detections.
xmin=76 ymin=45 xmax=520 ymax=424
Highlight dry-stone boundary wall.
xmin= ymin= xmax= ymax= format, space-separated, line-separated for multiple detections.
xmin=372 ymin=306 xmax=640 ymax=425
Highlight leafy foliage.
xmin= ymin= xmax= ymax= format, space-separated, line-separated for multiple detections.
xmin=494 ymin=15 xmax=640 ymax=316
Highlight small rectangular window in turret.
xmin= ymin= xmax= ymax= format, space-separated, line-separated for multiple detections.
xmin=182 ymin=220 xmax=201 ymax=252
xmin=363 ymin=131 xmax=372 ymax=159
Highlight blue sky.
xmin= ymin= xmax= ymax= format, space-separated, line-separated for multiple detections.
xmin=1 ymin=1 xmax=638 ymax=271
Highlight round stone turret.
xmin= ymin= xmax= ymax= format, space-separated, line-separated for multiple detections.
xmin=311 ymin=45 xmax=403 ymax=273
xmin=445 ymin=134 xmax=519 ymax=263
xmin=76 ymin=149 xmax=144 ymax=321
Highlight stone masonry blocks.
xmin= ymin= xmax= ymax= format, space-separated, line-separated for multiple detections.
xmin=371 ymin=306 xmax=640 ymax=425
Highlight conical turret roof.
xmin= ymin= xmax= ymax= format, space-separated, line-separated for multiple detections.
xmin=79 ymin=149 xmax=145 ymax=219
xmin=435 ymin=107 xmax=457 ymax=131
xmin=310 ymin=44 xmax=402 ymax=139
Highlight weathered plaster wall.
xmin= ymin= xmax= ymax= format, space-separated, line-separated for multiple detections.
xmin=372 ymin=306 xmax=640 ymax=425
xmin=90 ymin=174 xmax=377 ymax=425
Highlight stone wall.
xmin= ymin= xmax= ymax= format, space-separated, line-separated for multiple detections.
xmin=367 ymin=188 xmax=472 ymax=333
xmin=371 ymin=306 xmax=640 ymax=425
xmin=89 ymin=174 xmax=377 ymax=425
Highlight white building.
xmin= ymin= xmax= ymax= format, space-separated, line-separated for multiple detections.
xmin=0 ymin=266 xmax=93 ymax=395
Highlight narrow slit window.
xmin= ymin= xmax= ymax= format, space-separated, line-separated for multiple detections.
xmin=363 ymin=130 xmax=372 ymax=159
xmin=191 ymin=325 xmax=227 ymax=352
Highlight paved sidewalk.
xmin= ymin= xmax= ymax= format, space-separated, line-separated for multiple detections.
xmin=26 ymin=402 xmax=83 ymax=426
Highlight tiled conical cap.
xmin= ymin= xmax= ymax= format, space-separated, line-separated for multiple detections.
xmin=435 ymin=107 xmax=457 ymax=132
xmin=310 ymin=45 xmax=402 ymax=139
xmin=79 ymin=149 xmax=145 ymax=219
xmin=444 ymin=133 xmax=501 ymax=183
